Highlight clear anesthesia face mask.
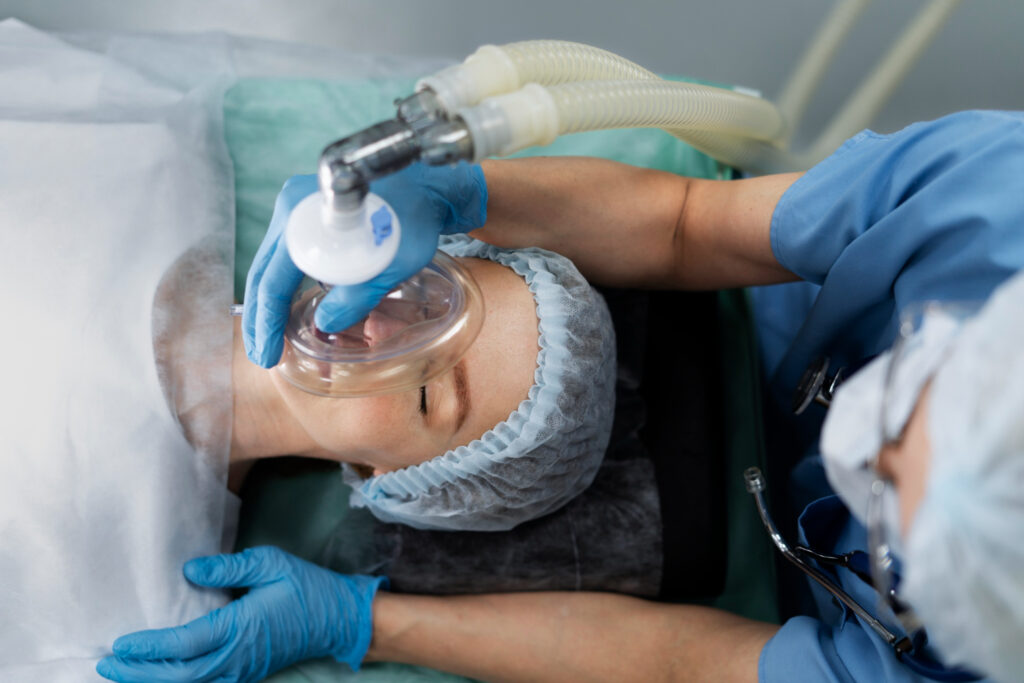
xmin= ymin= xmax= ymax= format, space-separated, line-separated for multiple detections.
xmin=277 ymin=251 xmax=485 ymax=398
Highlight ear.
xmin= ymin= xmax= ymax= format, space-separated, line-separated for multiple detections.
xmin=347 ymin=463 xmax=375 ymax=479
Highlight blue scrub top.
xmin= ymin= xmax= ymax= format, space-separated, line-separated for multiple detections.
xmin=750 ymin=110 xmax=1024 ymax=682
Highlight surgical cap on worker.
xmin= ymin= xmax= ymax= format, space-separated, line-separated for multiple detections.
xmin=342 ymin=235 xmax=617 ymax=531
xmin=897 ymin=270 xmax=1024 ymax=682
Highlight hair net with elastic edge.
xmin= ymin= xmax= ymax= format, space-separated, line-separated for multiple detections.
xmin=342 ymin=235 xmax=617 ymax=531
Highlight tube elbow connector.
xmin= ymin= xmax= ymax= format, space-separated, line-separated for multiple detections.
xmin=318 ymin=151 xmax=367 ymax=213
xmin=316 ymin=119 xmax=422 ymax=214
xmin=294 ymin=100 xmax=476 ymax=287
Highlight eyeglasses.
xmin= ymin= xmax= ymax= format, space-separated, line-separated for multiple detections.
xmin=867 ymin=313 xmax=923 ymax=635
xmin=868 ymin=301 xmax=981 ymax=635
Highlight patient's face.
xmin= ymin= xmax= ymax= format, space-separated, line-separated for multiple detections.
xmin=271 ymin=257 xmax=539 ymax=473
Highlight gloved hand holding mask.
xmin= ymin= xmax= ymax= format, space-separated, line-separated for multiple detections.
xmin=243 ymin=162 xmax=487 ymax=368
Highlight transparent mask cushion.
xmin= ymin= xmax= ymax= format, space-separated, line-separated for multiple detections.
xmin=277 ymin=251 xmax=484 ymax=397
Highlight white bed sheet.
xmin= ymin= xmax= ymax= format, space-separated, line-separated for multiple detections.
xmin=0 ymin=20 xmax=237 ymax=681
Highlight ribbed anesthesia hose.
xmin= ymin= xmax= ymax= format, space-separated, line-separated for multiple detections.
xmin=420 ymin=40 xmax=794 ymax=172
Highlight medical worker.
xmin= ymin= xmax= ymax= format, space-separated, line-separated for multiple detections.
xmin=100 ymin=110 xmax=1024 ymax=682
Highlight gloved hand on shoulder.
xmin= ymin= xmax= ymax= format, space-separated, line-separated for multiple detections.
xmin=96 ymin=546 xmax=387 ymax=683
xmin=243 ymin=161 xmax=487 ymax=368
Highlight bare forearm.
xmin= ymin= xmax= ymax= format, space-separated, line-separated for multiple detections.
xmin=473 ymin=157 xmax=801 ymax=289
xmin=367 ymin=591 xmax=777 ymax=683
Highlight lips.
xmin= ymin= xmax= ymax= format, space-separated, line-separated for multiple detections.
xmin=310 ymin=309 xmax=410 ymax=350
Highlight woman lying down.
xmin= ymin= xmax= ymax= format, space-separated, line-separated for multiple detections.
xmin=0 ymin=19 xmax=612 ymax=679
xmin=230 ymin=234 xmax=616 ymax=530
xmin=1 ymin=224 xmax=615 ymax=680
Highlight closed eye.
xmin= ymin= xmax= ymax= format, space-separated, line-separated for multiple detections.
xmin=419 ymin=385 xmax=427 ymax=416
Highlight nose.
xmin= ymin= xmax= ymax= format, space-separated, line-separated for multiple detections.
xmin=363 ymin=309 xmax=410 ymax=346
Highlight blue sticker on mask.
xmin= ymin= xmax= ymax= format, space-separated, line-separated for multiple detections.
xmin=371 ymin=206 xmax=392 ymax=246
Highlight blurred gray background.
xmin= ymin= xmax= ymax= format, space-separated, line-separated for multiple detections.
xmin=2 ymin=0 xmax=1021 ymax=148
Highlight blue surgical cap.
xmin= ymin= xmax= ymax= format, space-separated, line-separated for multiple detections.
xmin=343 ymin=235 xmax=616 ymax=531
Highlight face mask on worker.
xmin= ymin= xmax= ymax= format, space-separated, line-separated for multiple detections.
xmin=820 ymin=304 xmax=963 ymax=552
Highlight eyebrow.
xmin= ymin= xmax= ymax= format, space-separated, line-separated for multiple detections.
xmin=453 ymin=359 xmax=471 ymax=433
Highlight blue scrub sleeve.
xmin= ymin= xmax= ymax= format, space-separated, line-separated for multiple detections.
xmin=760 ymin=616 xmax=929 ymax=683
xmin=772 ymin=110 xmax=1024 ymax=292
xmin=756 ymin=113 xmax=1024 ymax=682
xmin=764 ymin=110 xmax=1024 ymax=394
xmin=759 ymin=498 xmax=940 ymax=683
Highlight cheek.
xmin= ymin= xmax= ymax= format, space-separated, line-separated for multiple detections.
xmin=272 ymin=370 xmax=404 ymax=451
xmin=270 ymin=370 xmax=318 ymax=423
xmin=895 ymin=392 xmax=934 ymax=537
xmin=318 ymin=400 xmax=402 ymax=456
xmin=339 ymin=398 xmax=401 ymax=445
xmin=271 ymin=371 xmax=441 ymax=471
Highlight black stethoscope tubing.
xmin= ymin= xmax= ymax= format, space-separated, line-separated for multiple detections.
xmin=744 ymin=465 xmax=980 ymax=682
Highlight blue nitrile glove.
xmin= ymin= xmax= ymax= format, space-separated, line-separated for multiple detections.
xmin=95 ymin=546 xmax=387 ymax=683
xmin=243 ymin=161 xmax=487 ymax=368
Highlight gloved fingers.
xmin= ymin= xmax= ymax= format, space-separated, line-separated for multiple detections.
xmin=242 ymin=232 xmax=280 ymax=363
xmin=251 ymin=245 xmax=305 ymax=368
xmin=371 ymin=162 xmax=485 ymax=234
xmin=431 ymin=162 xmax=488 ymax=233
xmin=185 ymin=547 xmax=287 ymax=589
xmin=111 ymin=612 xmax=229 ymax=661
xmin=242 ymin=175 xmax=318 ymax=366
xmin=96 ymin=654 xmax=219 ymax=683
xmin=276 ymin=174 xmax=319 ymax=212
xmin=312 ymin=226 xmax=443 ymax=332
xmin=374 ymin=162 xmax=486 ymax=231
xmin=314 ymin=280 xmax=392 ymax=333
